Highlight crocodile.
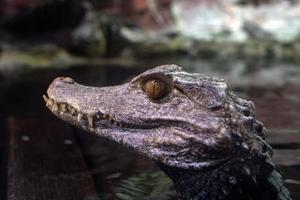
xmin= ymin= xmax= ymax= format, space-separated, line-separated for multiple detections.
xmin=44 ymin=65 xmax=291 ymax=200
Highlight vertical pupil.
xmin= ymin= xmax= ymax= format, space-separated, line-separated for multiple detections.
xmin=152 ymin=82 xmax=157 ymax=96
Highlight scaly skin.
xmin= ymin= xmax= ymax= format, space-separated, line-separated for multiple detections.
xmin=44 ymin=65 xmax=291 ymax=200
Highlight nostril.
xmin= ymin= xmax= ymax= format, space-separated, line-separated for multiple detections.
xmin=55 ymin=77 xmax=74 ymax=84
xmin=62 ymin=77 xmax=74 ymax=84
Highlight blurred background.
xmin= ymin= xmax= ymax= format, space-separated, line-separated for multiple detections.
xmin=0 ymin=0 xmax=299 ymax=199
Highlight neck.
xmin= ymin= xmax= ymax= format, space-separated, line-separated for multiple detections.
xmin=157 ymin=159 xmax=290 ymax=200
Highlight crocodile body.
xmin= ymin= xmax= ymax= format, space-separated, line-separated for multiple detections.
xmin=44 ymin=65 xmax=291 ymax=200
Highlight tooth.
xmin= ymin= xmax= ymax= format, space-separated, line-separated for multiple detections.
xmin=77 ymin=113 xmax=83 ymax=122
xmin=87 ymin=114 xmax=93 ymax=128
xmin=46 ymin=99 xmax=53 ymax=107
xmin=43 ymin=95 xmax=49 ymax=102
xmin=52 ymin=103 xmax=58 ymax=112
xmin=60 ymin=104 xmax=66 ymax=112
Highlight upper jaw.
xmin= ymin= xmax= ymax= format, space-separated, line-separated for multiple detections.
xmin=44 ymin=77 xmax=161 ymax=130
xmin=45 ymin=77 xmax=109 ymax=130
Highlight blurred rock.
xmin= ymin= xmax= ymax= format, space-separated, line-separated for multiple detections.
xmin=113 ymin=0 xmax=300 ymax=60
xmin=100 ymin=16 xmax=131 ymax=57
xmin=69 ymin=3 xmax=106 ymax=58
xmin=243 ymin=21 xmax=272 ymax=40
xmin=1 ymin=0 xmax=300 ymax=65
xmin=91 ymin=0 xmax=173 ymax=31
xmin=172 ymin=0 xmax=300 ymax=43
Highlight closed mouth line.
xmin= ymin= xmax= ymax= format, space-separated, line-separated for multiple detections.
xmin=43 ymin=94 xmax=158 ymax=130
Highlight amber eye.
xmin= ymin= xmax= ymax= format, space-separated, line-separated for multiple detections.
xmin=143 ymin=79 xmax=167 ymax=99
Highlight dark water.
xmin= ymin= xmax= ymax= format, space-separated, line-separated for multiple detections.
xmin=0 ymin=58 xmax=299 ymax=199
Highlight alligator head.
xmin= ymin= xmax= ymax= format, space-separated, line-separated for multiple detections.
xmin=44 ymin=65 xmax=291 ymax=200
